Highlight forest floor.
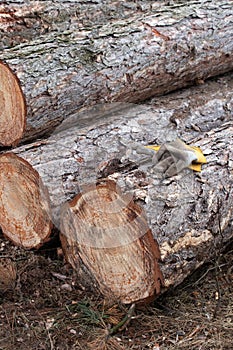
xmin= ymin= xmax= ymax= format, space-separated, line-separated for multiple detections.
xmin=0 ymin=234 xmax=232 ymax=350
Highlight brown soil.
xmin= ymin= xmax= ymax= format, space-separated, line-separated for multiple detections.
xmin=0 ymin=233 xmax=232 ymax=350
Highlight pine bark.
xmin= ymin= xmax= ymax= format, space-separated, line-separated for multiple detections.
xmin=0 ymin=0 xmax=232 ymax=142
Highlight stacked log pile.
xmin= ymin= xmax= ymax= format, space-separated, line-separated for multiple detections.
xmin=0 ymin=0 xmax=232 ymax=303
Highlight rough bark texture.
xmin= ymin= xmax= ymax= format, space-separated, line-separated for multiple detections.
xmin=0 ymin=0 xmax=232 ymax=142
xmin=0 ymin=153 xmax=52 ymax=249
xmin=9 ymin=73 xmax=233 ymax=292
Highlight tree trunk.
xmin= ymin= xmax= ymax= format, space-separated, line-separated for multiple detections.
xmin=1 ymin=0 xmax=232 ymax=142
xmin=9 ymin=73 xmax=233 ymax=295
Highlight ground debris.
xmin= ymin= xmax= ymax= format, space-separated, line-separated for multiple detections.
xmin=0 ymin=233 xmax=232 ymax=349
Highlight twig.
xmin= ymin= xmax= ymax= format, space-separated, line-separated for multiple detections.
xmin=212 ymin=263 xmax=221 ymax=320
xmin=182 ymin=263 xmax=227 ymax=288
xmin=212 ymin=197 xmax=224 ymax=319
xmin=178 ymin=325 xmax=202 ymax=344
xmin=108 ymin=303 xmax=135 ymax=336
xmin=47 ymin=330 xmax=55 ymax=350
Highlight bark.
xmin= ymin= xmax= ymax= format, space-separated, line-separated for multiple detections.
xmin=0 ymin=153 xmax=52 ymax=249
xmin=0 ymin=0 xmax=232 ymax=142
xmin=9 ymin=73 xmax=233 ymax=293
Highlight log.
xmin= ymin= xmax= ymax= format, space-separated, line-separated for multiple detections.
xmin=0 ymin=61 xmax=26 ymax=146
xmin=8 ymin=73 xmax=233 ymax=297
xmin=1 ymin=0 xmax=232 ymax=142
xmin=60 ymin=179 xmax=164 ymax=304
xmin=0 ymin=153 xmax=52 ymax=249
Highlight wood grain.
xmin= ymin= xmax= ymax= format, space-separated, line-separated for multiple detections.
xmin=0 ymin=61 xmax=26 ymax=146
xmin=0 ymin=153 xmax=52 ymax=249
xmin=60 ymin=179 xmax=164 ymax=304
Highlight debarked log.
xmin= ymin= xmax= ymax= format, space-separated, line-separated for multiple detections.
xmin=5 ymin=74 xmax=232 ymax=299
xmin=1 ymin=0 xmax=233 ymax=142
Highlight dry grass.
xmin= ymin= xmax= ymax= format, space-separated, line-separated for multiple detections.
xmin=0 ymin=239 xmax=232 ymax=350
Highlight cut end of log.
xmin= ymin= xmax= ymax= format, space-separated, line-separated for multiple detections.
xmin=60 ymin=179 xmax=164 ymax=304
xmin=0 ymin=61 xmax=26 ymax=147
xmin=0 ymin=153 xmax=52 ymax=249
